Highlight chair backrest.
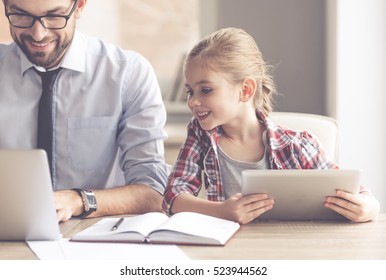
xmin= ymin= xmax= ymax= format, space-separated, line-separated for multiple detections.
xmin=269 ymin=112 xmax=339 ymax=162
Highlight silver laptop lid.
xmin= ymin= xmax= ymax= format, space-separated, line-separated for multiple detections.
xmin=0 ymin=149 xmax=60 ymax=240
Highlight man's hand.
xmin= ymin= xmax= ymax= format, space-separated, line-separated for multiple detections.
xmin=54 ymin=190 xmax=84 ymax=222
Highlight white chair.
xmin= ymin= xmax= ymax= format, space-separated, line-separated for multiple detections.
xmin=270 ymin=112 xmax=339 ymax=162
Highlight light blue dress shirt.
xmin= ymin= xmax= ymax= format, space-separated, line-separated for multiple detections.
xmin=0 ymin=31 xmax=169 ymax=193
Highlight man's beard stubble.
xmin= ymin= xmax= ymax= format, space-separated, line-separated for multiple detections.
xmin=15 ymin=33 xmax=70 ymax=69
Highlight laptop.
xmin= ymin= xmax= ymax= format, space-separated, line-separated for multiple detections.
xmin=241 ymin=169 xmax=361 ymax=221
xmin=0 ymin=149 xmax=61 ymax=240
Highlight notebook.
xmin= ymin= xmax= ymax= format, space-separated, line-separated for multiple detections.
xmin=0 ymin=149 xmax=61 ymax=240
xmin=241 ymin=169 xmax=361 ymax=221
xmin=71 ymin=212 xmax=240 ymax=246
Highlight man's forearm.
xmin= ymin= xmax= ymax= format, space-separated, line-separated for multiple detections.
xmin=89 ymin=184 xmax=164 ymax=218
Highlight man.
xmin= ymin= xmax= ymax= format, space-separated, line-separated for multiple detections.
xmin=0 ymin=0 xmax=170 ymax=221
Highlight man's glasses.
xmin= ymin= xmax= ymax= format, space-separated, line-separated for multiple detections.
xmin=5 ymin=0 xmax=79 ymax=30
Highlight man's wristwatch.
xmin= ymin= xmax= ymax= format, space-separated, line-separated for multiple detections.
xmin=72 ymin=188 xmax=97 ymax=218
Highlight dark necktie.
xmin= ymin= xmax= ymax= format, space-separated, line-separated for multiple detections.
xmin=35 ymin=68 xmax=61 ymax=176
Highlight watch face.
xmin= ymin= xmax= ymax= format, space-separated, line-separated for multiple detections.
xmin=87 ymin=195 xmax=97 ymax=208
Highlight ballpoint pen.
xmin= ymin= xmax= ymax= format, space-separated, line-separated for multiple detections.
xmin=111 ymin=217 xmax=124 ymax=231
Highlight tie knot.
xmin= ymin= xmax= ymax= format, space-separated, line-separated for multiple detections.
xmin=34 ymin=68 xmax=61 ymax=86
xmin=35 ymin=67 xmax=61 ymax=76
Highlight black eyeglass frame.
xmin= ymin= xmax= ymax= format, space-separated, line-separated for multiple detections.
xmin=4 ymin=0 xmax=79 ymax=30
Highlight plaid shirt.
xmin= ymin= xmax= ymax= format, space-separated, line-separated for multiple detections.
xmin=162 ymin=110 xmax=339 ymax=214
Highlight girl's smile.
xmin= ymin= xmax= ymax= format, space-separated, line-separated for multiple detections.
xmin=194 ymin=111 xmax=210 ymax=121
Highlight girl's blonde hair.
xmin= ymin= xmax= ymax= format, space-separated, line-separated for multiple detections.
xmin=184 ymin=27 xmax=277 ymax=114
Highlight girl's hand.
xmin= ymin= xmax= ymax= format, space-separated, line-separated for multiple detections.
xmin=219 ymin=193 xmax=274 ymax=224
xmin=325 ymin=190 xmax=380 ymax=222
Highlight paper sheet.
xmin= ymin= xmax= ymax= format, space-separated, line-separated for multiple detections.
xmin=27 ymin=238 xmax=189 ymax=260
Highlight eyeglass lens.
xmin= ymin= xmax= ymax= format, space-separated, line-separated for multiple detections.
xmin=8 ymin=15 xmax=68 ymax=29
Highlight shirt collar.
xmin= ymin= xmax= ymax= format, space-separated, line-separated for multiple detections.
xmin=200 ymin=109 xmax=294 ymax=153
xmin=60 ymin=30 xmax=85 ymax=73
xmin=260 ymin=110 xmax=294 ymax=151
xmin=20 ymin=30 xmax=86 ymax=75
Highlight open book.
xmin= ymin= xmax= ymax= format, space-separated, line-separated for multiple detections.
xmin=70 ymin=212 xmax=240 ymax=246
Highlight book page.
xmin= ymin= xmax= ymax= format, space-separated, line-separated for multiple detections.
xmin=150 ymin=212 xmax=240 ymax=241
xmin=117 ymin=212 xmax=169 ymax=237
xmin=72 ymin=212 xmax=168 ymax=241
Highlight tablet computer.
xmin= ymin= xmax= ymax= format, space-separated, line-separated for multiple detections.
xmin=241 ymin=169 xmax=361 ymax=221
xmin=0 ymin=149 xmax=61 ymax=240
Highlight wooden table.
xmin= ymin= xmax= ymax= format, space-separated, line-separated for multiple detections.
xmin=1 ymin=214 xmax=385 ymax=260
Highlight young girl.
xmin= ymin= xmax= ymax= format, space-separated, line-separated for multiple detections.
xmin=162 ymin=27 xmax=379 ymax=224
